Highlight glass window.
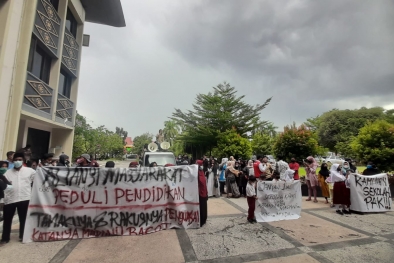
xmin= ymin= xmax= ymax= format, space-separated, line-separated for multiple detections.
xmin=58 ymin=69 xmax=72 ymax=98
xmin=49 ymin=0 xmax=59 ymax=11
xmin=27 ymin=37 xmax=51 ymax=84
xmin=65 ymin=8 xmax=77 ymax=38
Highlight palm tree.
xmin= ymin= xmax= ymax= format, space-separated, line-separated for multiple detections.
xmin=163 ymin=120 xmax=180 ymax=145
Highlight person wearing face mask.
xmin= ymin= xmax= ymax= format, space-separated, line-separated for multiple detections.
xmin=196 ymin=160 xmax=208 ymax=226
xmin=330 ymin=163 xmax=351 ymax=215
xmin=289 ymin=158 xmax=300 ymax=180
xmin=40 ymin=153 xmax=54 ymax=167
xmin=0 ymin=152 xmax=36 ymax=245
xmin=341 ymin=161 xmax=351 ymax=176
xmin=318 ymin=163 xmax=330 ymax=204
xmin=362 ymin=162 xmax=380 ymax=176
xmin=57 ymin=154 xmax=70 ymax=167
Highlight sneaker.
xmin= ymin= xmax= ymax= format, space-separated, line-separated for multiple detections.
xmin=336 ymin=210 xmax=344 ymax=215
xmin=342 ymin=209 xmax=351 ymax=214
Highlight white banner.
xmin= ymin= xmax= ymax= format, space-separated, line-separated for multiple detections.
xmin=23 ymin=165 xmax=200 ymax=243
xmin=255 ymin=180 xmax=302 ymax=222
xmin=349 ymin=173 xmax=392 ymax=212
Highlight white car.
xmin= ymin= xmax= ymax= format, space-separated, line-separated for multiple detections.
xmin=323 ymin=156 xmax=345 ymax=165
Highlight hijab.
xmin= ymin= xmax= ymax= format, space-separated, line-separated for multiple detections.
xmin=227 ymin=161 xmax=240 ymax=176
xmin=306 ymin=156 xmax=318 ymax=169
xmin=329 ymin=163 xmax=346 ymax=182
xmin=284 ymin=169 xmax=295 ymax=181
xmin=319 ymin=163 xmax=330 ymax=178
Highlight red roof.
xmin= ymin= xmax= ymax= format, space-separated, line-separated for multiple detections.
xmin=124 ymin=137 xmax=133 ymax=146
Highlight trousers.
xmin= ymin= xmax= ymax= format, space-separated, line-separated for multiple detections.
xmin=1 ymin=200 xmax=29 ymax=242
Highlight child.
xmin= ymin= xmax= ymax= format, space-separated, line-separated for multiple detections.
xmin=246 ymin=176 xmax=257 ymax=223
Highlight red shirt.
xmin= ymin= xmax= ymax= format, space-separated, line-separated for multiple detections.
xmin=289 ymin=162 xmax=300 ymax=180
xmin=198 ymin=170 xmax=207 ymax=197
xmin=253 ymin=161 xmax=261 ymax=178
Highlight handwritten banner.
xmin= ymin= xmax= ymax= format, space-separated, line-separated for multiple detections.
xmin=23 ymin=166 xmax=200 ymax=243
xmin=255 ymin=180 xmax=302 ymax=222
xmin=349 ymin=173 xmax=392 ymax=212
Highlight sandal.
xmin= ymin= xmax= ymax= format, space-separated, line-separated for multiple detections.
xmin=305 ymin=198 xmax=312 ymax=201
xmin=313 ymin=200 xmax=318 ymax=203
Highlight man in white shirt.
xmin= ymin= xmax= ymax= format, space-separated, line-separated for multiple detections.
xmin=276 ymin=155 xmax=290 ymax=181
xmin=0 ymin=152 xmax=35 ymax=245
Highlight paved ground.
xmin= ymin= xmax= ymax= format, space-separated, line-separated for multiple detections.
xmin=1 ymin=161 xmax=393 ymax=263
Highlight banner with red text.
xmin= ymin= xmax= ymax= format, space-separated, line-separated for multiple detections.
xmin=255 ymin=180 xmax=302 ymax=222
xmin=23 ymin=166 xmax=200 ymax=243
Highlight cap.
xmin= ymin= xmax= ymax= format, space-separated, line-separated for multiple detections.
xmin=81 ymin=154 xmax=91 ymax=162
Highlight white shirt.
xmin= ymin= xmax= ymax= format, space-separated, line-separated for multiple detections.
xmin=246 ymin=182 xmax=256 ymax=197
xmin=4 ymin=167 xmax=35 ymax=205
xmin=277 ymin=160 xmax=290 ymax=180
xmin=258 ymin=163 xmax=267 ymax=172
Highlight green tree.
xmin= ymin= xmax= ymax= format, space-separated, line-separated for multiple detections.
xmin=316 ymin=107 xmax=385 ymax=151
xmin=172 ymin=82 xmax=271 ymax=155
xmin=273 ymin=124 xmax=319 ymax=162
xmin=251 ymin=132 xmax=274 ymax=155
xmin=132 ymin=133 xmax=153 ymax=155
xmin=115 ymin=127 xmax=128 ymax=141
xmin=212 ymin=128 xmax=252 ymax=159
xmin=163 ymin=120 xmax=180 ymax=145
xmin=351 ymin=120 xmax=394 ymax=172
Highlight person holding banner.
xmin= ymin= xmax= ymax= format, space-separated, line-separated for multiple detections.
xmin=197 ymin=160 xmax=208 ymax=227
xmin=330 ymin=164 xmax=351 ymax=215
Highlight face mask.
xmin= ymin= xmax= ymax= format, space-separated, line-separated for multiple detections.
xmin=0 ymin=167 xmax=7 ymax=175
xmin=343 ymin=165 xmax=349 ymax=169
xmin=367 ymin=165 xmax=373 ymax=169
xmin=337 ymin=167 xmax=341 ymax=172
xmin=14 ymin=161 xmax=23 ymax=168
xmin=291 ymin=160 xmax=295 ymax=163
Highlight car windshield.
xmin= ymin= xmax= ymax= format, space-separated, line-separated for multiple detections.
xmin=144 ymin=153 xmax=176 ymax=166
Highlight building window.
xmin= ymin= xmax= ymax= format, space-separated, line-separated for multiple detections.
xmin=65 ymin=8 xmax=77 ymax=38
xmin=49 ymin=0 xmax=59 ymax=11
xmin=27 ymin=37 xmax=51 ymax=84
xmin=58 ymin=69 xmax=72 ymax=98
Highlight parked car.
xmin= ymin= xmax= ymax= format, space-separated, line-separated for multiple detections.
xmin=323 ymin=156 xmax=345 ymax=165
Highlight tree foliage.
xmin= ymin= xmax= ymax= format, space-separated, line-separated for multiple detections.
xmin=351 ymin=120 xmax=394 ymax=172
xmin=273 ymin=124 xmax=319 ymax=162
xmin=73 ymin=112 xmax=124 ymax=160
xmin=115 ymin=127 xmax=128 ymax=141
xmin=316 ymin=107 xmax=386 ymax=151
xmin=251 ymin=132 xmax=274 ymax=155
xmin=172 ymin=82 xmax=271 ymax=155
xmin=132 ymin=133 xmax=153 ymax=155
xmin=163 ymin=120 xmax=180 ymax=145
xmin=212 ymin=128 xmax=252 ymax=160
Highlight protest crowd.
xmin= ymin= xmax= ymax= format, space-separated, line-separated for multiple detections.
xmin=0 ymin=145 xmax=385 ymax=245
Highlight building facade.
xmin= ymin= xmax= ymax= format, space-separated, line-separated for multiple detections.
xmin=0 ymin=0 xmax=125 ymax=160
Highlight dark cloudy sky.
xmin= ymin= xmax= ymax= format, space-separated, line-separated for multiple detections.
xmin=78 ymin=0 xmax=394 ymax=138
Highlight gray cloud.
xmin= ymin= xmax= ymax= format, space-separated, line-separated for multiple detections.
xmin=78 ymin=0 xmax=394 ymax=136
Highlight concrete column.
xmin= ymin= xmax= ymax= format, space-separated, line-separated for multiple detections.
xmin=0 ymin=0 xmax=30 ymax=157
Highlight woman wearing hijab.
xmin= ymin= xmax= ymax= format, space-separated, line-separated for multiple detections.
xmin=196 ymin=160 xmax=208 ymax=226
xmin=218 ymin=158 xmax=228 ymax=196
xmin=330 ymin=163 xmax=351 ymax=215
xmin=304 ymin=156 xmax=319 ymax=203
xmin=318 ymin=163 xmax=330 ymax=204
xmin=207 ymin=159 xmax=220 ymax=197
xmin=57 ymin=154 xmax=70 ymax=167
xmin=341 ymin=161 xmax=351 ymax=176
xmin=226 ymin=161 xmax=241 ymax=198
